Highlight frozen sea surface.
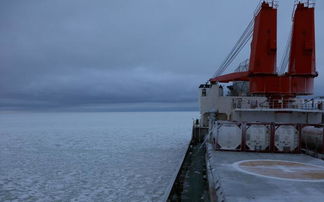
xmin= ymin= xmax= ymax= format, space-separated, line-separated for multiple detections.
xmin=0 ymin=111 xmax=197 ymax=202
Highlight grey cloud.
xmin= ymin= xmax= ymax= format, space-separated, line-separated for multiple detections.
xmin=0 ymin=0 xmax=323 ymax=111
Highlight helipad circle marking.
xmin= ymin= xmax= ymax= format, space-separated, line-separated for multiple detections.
xmin=233 ymin=159 xmax=324 ymax=182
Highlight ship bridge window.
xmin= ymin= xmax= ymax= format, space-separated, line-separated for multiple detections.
xmin=202 ymin=88 xmax=207 ymax=96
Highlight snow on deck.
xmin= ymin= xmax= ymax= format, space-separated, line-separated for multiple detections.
xmin=206 ymin=143 xmax=324 ymax=202
xmin=0 ymin=112 xmax=196 ymax=201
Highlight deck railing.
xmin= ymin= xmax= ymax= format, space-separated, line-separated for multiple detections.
xmin=232 ymin=97 xmax=324 ymax=111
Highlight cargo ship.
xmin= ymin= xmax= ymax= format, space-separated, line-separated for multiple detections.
xmin=168 ymin=1 xmax=324 ymax=201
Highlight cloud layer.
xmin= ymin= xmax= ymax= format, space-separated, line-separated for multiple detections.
xmin=0 ymin=0 xmax=323 ymax=111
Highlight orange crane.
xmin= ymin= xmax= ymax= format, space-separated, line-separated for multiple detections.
xmin=210 ymin=1 xmax=317 ymax=98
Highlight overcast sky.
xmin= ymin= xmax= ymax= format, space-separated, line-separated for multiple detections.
xmin=0 ymin=0 xmax=323 ymax=111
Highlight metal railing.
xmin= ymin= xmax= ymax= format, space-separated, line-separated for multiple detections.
xmin=234 ymin=59 xmax=249 ymax=72
xmin=254 ymin=0 xmax=278 ymax=17
xmin=292 ymin=1 xmax=315 ymax=20
xmin=295 ymin=0 xmax=316 ymax=8
xmin=232 ymin=97 xmax=324 ymax=111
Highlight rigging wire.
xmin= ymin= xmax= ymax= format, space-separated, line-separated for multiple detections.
xmin=212 ymin=0 xmax=279 ymax=79
xmin=278 ymin=28 xmax=292 ymax=75
xmin=220 ymin=30 xmax=253 ymax=72
xmin=212 ymin=1 xmax=263 ymax=78
xmin=278 ymin=0 xmax=303 ymax=75
xmin=278 ymin=1 xmax=317 ymax=75
xmin=213 ymin=18 xmax=254 ymax=77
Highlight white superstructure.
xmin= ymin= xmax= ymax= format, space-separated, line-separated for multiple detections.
xmin=199 ymin=83 xmax=324 ymax=152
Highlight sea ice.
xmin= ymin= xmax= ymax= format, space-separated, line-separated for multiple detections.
xmin=0 ymin=111 xmax=197 ymax=201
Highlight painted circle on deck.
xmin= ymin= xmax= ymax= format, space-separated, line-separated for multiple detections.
xmin=233 ymin=159 xmax=324 ymax=182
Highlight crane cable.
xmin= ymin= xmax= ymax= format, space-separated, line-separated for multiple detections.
xmin=212 ymin=1 xmax=268 ymax=78
xmin=213 ymin=19 xmax=254 ymax=77
xmin=278 ymin=1 xmax=298 ymax=75
xmin=278 ymin=28 xmax=292 ymax=75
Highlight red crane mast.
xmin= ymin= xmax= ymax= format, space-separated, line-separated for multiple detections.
xmin=210 ymin=1 xmax=317 ymax=97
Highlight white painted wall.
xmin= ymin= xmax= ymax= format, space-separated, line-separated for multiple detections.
xmin=199 ymin=83 xmax=323 ymax=125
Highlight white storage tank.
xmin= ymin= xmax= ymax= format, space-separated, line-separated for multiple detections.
xmin=212 ymin=121 xmax=241 ymax=150
xmin=301 ymin=126 xmax=323 ymax=153
xmin=275 ymin=125 xmax=299 ymax=152
xmin=246 ymin=124 xmax=270 ymax=151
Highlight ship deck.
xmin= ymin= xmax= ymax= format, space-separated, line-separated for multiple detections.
xmin=206 ymin=143 xmax=324 ymax=202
